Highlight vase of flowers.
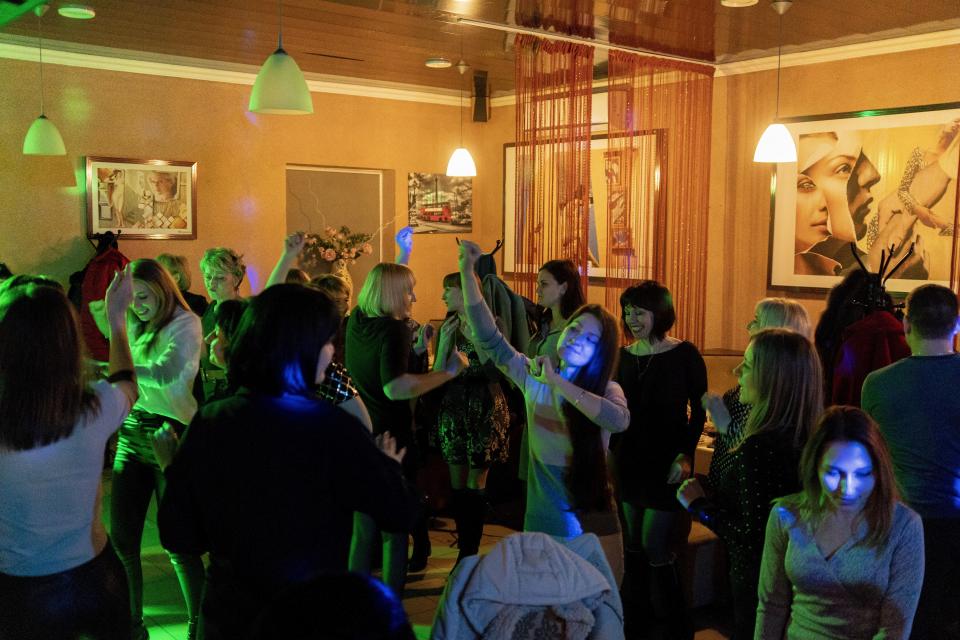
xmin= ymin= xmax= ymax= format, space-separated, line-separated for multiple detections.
xmin=300 ymin=226 xmax=375 ymax=290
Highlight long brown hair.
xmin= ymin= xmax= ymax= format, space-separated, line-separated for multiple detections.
xmin=741 ymin=329 xmax=823 ymax=450
xmin=796 ymin=406 xmax=899 ymax=547
xmin=130 ymin=259 xmax=189 ymax=354
xmin=562 ymin=304 xmax=622 ymax=513
xmin=0 ymin=284 xmax=99 ymax=450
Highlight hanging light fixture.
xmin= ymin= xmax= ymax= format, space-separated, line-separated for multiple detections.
xmin=753 ymin=0 xmax=796 ymax=163
xmin=22 ymin=4 xmax=65 ymax=156
xmin=249 ymin=0 xmax=313 ymax=115
xmin=446 ymin=28 xmax=476 ymax=177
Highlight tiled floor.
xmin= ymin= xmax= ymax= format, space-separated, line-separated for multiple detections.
xmin=107 ymin=477 xmax=729 ymax=640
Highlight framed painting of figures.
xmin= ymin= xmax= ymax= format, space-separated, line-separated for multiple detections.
xmin=86 ymin=157 xmax=197 ymax=239
xmin=769 ymin=102 xmax=960 ymax=292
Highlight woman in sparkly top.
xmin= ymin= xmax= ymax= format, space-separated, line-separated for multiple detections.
xmin=702 ymin=298 xmax=811 ymax=497
xmin=678 ymin=329 xmax=822 ymax=640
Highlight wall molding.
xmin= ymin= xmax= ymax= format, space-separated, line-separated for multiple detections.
xmin=3 ymin=26 xmax=959 ymax=107
xmin=0 ymin=34 xmax=462 ymax=106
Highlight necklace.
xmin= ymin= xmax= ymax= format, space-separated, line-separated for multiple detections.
xmin=635 ymin=350 xmax=656 ymax=385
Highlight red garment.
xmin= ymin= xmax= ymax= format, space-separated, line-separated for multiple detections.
xmin=831 ymin=311 xmax=910 ymax=407
xmin=79 ymin=248 xmax=129 ymax=361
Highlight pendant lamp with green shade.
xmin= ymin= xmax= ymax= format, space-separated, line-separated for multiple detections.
xmin=249 ymin=0 xmax=313 ymax=115
xmin=23 ymin=4 xmax=66 ymax=156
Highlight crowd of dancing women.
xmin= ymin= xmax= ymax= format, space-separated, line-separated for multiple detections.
xmin=1 ymin=227 xmax=957 ymax=640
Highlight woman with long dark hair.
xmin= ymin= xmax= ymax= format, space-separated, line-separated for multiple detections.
xmin=93 ymin=258 xmax=205 ymax=639
xmin=612 ymin=281 xmax=707 ymax=639
xmin=678 ymin=329 xmax=822 ymax=640
xmin=158 ymin=284 xmax=416 ymax=640
xmin=456 ymin=241 xmax=629 ymax=578
xmin=0 ymin=272 xmax=137 ymax=640
xmin=434 ymin=272 xmax=511 ymax=564
xmin=529 ymin=259 xmax=585 ymax=360
xmin=756 ymin=406 xmax=924 ymax=639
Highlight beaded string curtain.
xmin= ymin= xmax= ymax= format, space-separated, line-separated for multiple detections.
xmin=605 ymin=52 xmax=713 ymax=346
xmin=516 ymin=0 xmax=595 ymax=38
xmin=512 ymin=35 xmax=594 ymax=302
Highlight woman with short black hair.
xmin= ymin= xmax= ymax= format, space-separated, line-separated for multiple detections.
xmin=159 ymin=284 xmax=417 ymax=640
xmin=612 ymin=280 xmax=706 ymax=639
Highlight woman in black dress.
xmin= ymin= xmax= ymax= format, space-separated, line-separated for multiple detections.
xmin=434 ymin=272 xmax=510 ymax=564
xmin=612 ymin=280 xmax=706 ymax=639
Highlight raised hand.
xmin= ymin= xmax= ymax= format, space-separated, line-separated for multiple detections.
xmin=105 ymin=265 xmax=134 ymax=326
xmin=395 ymin=226 xmax=414 ymax=254
xmin=458 ymin=239 xmax=483 ymax=272
xmin=283 ymin=232 xmax=306 ymax=258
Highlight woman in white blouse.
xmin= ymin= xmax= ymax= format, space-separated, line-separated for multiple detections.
xmin=94 ymin=259 xmax=204 ymax=640
xmin=0 ymin=271 xmax=137 ymax=639
xmin=756 ymin=406 xmax=924 ymax=639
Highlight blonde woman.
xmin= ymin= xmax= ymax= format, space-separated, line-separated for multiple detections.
xmin=702 ymin=298 xmax=811 ymax=492
xmin=92 ymin=259 xmax=204 ymax=639
xmin=199 ymin=248 xmax=245 ymax=399
xmin=345 ymin=262 xmax=467 ymax=595
xmin=678 ymin=330 xmax=823 ymax=640
xmin=156 ymin=253 xmax=208 ymax=318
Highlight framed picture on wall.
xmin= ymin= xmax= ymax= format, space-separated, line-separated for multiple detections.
xmin=768 ymin=102 xmax=960 ymax=292
xmin=407 ymin=173 xmax=473 ymax=234
xmin=85 ymin=157 xmax=197 ymax=239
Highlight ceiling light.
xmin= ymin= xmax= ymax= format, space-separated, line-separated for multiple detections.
xmin=57 ymin=4 xmax=96 ymax=19
xmin=425 ymin=57 xmax=452 ymax=69
xmin=446 ymin=29 xmax=475 ymax=177
xmin=720 ymin=0 xmax=758 ymax=7
xmin=23 ymin=5 xmax=65 ymax=156
xmin=249 ymin=0 xmax=313 ymax=115
xmin=753 ymin=0 xmax=796 ymax=163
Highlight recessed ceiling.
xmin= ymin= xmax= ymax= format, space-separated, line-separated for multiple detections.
xmin=0 ymin=0 xmax=957 ymax=94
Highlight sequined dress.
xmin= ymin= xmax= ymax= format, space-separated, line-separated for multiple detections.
xmin=437 ymin=332 xmax=510 ymax=467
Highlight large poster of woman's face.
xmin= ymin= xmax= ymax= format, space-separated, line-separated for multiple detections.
xmin=769 ymin=104 xmax=960 ymax=292
xmin=85 ymin=157 xmax=197 ymax=239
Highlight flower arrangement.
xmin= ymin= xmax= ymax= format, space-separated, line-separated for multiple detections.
xmin=301 ymin=225 xmax=375 ymax=268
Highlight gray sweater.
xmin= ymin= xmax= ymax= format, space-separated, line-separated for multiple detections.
xmin=756 ymin=499 xmax=924 ymax=639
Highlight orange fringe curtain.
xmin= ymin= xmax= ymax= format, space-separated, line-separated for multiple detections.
xmin=516 ymin=0 xmax=595 ymax=39
xmin=512 ymin=35 xmax=594 ymax=303
xmin=605 ymin=52 xmax=713 ymax=346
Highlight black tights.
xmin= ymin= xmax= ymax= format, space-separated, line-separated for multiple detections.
xmin=110 ymin=413 xmax=204 ymax=627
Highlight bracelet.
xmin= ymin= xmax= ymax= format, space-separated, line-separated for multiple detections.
xmin=106 ymin=369 xmax=135 ymax=383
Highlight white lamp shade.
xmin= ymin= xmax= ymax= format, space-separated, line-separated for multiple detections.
xmin=249 ymin=48 xmax=313 ymax=115
xmin=22 ymin=115 xmax=66 ymax=156
xmin=446 ymin=147 xmax=477 ymax=177
xmin=754 ymin=123 xmax=797 ymax=163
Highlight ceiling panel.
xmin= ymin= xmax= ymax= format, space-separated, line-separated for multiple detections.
xmin=1 ymin=0 xmax=957 ymax=94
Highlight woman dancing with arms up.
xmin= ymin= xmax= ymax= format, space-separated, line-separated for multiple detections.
xmin=456 ymin=240 xmax=629 ymax=576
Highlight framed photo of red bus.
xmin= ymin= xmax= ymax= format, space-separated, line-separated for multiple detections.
xmin=407 ymin=173 xmax=473 ymax=234
xmin=86 ymin=157 xmax=197 ymax=239
xmin=768 ymin=102 xmax=960 ymax=293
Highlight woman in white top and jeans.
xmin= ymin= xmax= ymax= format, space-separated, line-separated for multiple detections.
xmin=94 ymin=259 xmax=204 ymax=639
xmin=0 ymin=270 xmax=138 ymax=639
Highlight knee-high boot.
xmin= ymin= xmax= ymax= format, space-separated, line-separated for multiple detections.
xmin=622 ymin=546 xmax=653 ymax=639
xmin=648 ymin=557 xmax=693 ymax=640
xmin=455 ymin=489 xmax=486 ymax=564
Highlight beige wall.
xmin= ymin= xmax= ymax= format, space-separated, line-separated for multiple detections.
xmin=706 ymin=44 xmax=960 ymax=351
xmin=0 ymin=58 xmax=513 ymax=323
xmin=4 ymin=43 xmax=959 ymax=344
